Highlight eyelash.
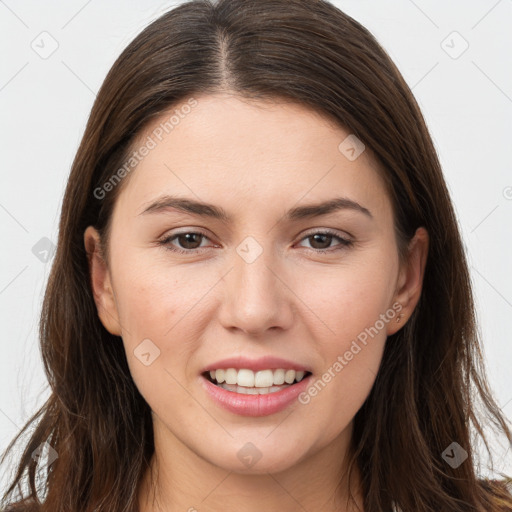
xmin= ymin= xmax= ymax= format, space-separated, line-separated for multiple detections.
xmin=157 ymin=229 xmax=353 ymax=255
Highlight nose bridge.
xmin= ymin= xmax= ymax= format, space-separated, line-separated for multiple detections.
xmin=218 ymin=234 xmax=293 ymax=334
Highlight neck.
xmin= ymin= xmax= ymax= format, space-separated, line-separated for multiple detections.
xmin=137 ymin=416 xmax=364 ymax=512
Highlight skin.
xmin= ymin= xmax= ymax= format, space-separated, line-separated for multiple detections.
xmin=84 ymin=93 xmax=428 ymax=512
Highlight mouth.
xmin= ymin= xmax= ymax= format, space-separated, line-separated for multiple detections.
xmin=202 ymin=368 xmax=313 ymax=395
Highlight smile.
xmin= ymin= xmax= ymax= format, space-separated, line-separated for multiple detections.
xmin=206 ymin=368 xmax=309 ymax=392
xmin=200 ymin=368 xmax=313 ymax=416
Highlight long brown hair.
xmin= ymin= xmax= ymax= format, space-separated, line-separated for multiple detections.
xmin=2 ymin=1 xmax=511 ymax=510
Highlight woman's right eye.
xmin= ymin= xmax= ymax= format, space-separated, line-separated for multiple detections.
xmin=157 ymin=231 xmax=212 ymax=254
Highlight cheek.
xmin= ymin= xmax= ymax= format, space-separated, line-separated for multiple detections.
xmin=110 ymin=256 xmax=222 ymax=396
xmin=293 ymin=255 xmax=396 ymax=416
xmin=112 ymin=256 xmax=206 ymax=339
xmin=298 ymin=257 xmax=397 ymax=344
xmin=113 ymin=268 xmax=200 ymax=412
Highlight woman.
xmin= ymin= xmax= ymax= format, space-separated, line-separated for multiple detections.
xmin=1 ymin=0 xmax=511 ymax=510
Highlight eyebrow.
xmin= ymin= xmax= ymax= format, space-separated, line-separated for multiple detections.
xmin=138 ymin=195 xmax=373 ymax=222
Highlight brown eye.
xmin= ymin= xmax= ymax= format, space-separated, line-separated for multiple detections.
xmin=175 ymin=233 xmax=204 ymax=249
xmin=297 ymin=230 xmax=353 ymax=253
xmin=158 ymin=231 xmax=212 ymax=254
xmin=308 ymin=233 xmax=334 ymax=250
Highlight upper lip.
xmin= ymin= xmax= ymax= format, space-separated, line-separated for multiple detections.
xmin=201 ymin=356 xmax=312 ymax=374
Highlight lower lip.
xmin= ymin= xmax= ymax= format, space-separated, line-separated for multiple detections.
xmin=200 ymin=373 xmax=312 ymax=417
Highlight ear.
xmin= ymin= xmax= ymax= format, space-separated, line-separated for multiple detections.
xmin=83 ymin=226 xmax=122 ymax=336
xmin=386 ymin=227 xmax=429 ymax=336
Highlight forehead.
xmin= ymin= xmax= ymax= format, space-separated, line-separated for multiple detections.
xmin=113 ymin=93 xmax=392 ymax=222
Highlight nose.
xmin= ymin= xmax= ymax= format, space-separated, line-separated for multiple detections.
xmin=217 ymin=242 xmax=295 ymax=336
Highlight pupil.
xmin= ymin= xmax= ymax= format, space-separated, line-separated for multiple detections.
xmin=310 ymin=234 xmax=331 ymax=249
xmin=179 ymin=233 xmax=201 ymax=249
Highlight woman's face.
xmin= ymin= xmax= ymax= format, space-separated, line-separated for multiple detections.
xmin=85 ymin=93 xmax=427 ymax=475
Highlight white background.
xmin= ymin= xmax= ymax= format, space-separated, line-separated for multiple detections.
xmin=1 ymin=0 xmax=511 ymax=488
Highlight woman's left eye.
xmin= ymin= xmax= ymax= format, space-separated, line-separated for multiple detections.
xmin=157 ymin=230 xmax=353 ymax=255
xmin=296 ymin=230 xmax=353 ymax=252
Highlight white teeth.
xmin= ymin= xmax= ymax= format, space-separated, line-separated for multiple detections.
xmin=225 ymin=368 xmax=238 ymax=385
xmin=254 ymin=369 xmax=274 ymax=387
xmin=273 ymin=369 xmax=285 ymax=385
xmin=218 ymin=382 xmax=291 ymax=394
xmin=284 ymin=369 xmax=295 ymax=384
xmin=210 ymin=368 xmax=308 ymax=388
xmin=237 ymin=369 xmax=254 ymax=387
